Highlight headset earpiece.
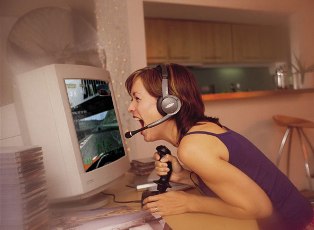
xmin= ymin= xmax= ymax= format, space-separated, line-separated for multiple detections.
xmin=156 ymin=64 xmax=182 ymax=116
xmin=157 ymin=94 xmax=181 ymax=116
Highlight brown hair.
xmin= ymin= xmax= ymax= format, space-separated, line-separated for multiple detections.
xmin=125 ymin=63 xmax=221 ymax=143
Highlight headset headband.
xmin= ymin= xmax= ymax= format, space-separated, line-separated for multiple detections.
xmin=157 ymin=64 xmax=169 ymax=97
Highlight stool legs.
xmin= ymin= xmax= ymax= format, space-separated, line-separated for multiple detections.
xmin=276 ymin=127 xmax=314 ymax=190
xmin=300 ymin=129 xmax=314 ymax=155
xmin=296 ymin=128 xmax=313 ymax=190
xmin=276 ymin=127 xmax=293 ymax=178
xmin=286 ymin=129 xmax=293 ymax=178
xmin=276 ymin=127 xmax=292 ymax=167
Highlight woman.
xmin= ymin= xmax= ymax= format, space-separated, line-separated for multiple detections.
xmin=125 ymin=63 xmax=313 ymax=230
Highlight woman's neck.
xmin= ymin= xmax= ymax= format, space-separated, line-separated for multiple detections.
xmin=161 ymin=120 xmax=179 ymax=147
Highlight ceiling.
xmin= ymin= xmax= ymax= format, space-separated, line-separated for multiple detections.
xmin=1 ymin=0 xmax=290 ymax=26
xmin=143 ymin=2 xmax=290 ymax=26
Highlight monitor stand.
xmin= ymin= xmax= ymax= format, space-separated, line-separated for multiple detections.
xmin=49 ymin=192 xmax=110 ymax=212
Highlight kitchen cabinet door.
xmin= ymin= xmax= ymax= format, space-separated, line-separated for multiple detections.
xmin=259 ymin=26 xmax=276 ymax=61
xmin=145 ymin=19 xmax=168 ymax=63
xmin=232 ymin=24 xmax=289 ymax=63
xmin=145 ymin=18 xmax=201 ymax=64
xmin=232 ymin=24 xmax=262 ymax=62
xmin=260 ymin=26 xmax=290 ymax=62
xmin=259 ymin=25 xmax=289 ymax=61
xmin=200 ymin=22 xmax=233 ymax=63
xmin=167 ymin=20 xmax=199 ymax=63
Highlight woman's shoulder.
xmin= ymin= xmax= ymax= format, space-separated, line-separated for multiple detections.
xmin=178 ymin=124 xmax=229 ymax=163
xmin=187 ymin=122 xmax=228 ymax=135
xmin=181 ymin=123 xmax=229 ymax=145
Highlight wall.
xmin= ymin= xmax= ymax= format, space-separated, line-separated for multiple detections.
xmin=290 ymin=0 xmax=314 ymax=85
xmin=0 ymin=17 xmax=16 ymax=107
xmin=0 ymin=103 xmax=23 ymax=146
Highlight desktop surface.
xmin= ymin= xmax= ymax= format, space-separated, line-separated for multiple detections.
xmin=103 ymin=172 xmax=259 ymax=230
xmin=50 ymin=172 xmax=258 ymax=229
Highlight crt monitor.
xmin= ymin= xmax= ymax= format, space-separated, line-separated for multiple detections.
xmin=14 ymin=64 xmax=130 ymax=208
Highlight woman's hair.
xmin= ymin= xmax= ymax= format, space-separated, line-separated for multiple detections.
xmin=125 ymin=63 xmax=221 ymax=143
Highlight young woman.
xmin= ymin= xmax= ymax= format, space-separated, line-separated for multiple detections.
xmin=125 ymin=63 xmax=313 ymax=230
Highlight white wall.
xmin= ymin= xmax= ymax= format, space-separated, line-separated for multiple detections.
xmin=0 ymin=17 xmax=16 ymax=107
xmin=0 ymin=103 xmax=23 ymax=146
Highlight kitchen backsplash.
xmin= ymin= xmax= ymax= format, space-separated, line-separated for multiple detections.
xmin=187 ymin=66 xmax=276 ymax=94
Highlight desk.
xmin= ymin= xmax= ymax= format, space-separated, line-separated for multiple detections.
xmin=104 ymin=173 xmax=259 ymax=230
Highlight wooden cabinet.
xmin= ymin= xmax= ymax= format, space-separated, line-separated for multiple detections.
xmin=200 ymin=22 xmax=233 ymax=63
xmin=145 ymin=19 xmax=168 ymax=63
xmin=232 ymin=24 xmax=261 ymax=62
xmin=232 ymin=24 xmax=289 ymax=63
xmin=145 ymin=19 xmax=200 ymax=64
xmin=260 ymin=26 xmax=290 ymax=62
xmin=167 ymin=20 xmax=199 ymax=62
xmin=145 ymin=18 xmax=289 ymax=65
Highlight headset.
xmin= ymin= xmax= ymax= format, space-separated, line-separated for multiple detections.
xmin=156 ymin=64 xmax=182 ymax=116
xmin=125 ymin=64 xmax=182 ymax=138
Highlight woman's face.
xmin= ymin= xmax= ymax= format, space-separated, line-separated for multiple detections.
xmin=127 ymin=77 xmax=165 ymax=142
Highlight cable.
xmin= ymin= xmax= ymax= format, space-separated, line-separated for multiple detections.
xmin=189 ymin=171 xmax=204 ymax=195
xmin=101 ymin=192 xmax=141 ymax=204
xmin=102 ymin=172 xmax=199 ymax=205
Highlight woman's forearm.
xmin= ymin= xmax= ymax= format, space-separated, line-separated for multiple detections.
xmin=185 ymin=192 xmax=266 ymax=219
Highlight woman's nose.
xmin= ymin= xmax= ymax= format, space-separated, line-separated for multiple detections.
xmin=128 ymin=102 xmax=135 ymax=113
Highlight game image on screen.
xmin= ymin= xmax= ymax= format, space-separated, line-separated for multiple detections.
xmin=65 ymin=79 xmax=125 ymax=172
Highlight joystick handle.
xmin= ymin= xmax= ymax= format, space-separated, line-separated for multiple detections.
xmin=141 ymin=145 xmax=173 ymax=206
xmin=154 ymin=145 xmax=172 ymax=193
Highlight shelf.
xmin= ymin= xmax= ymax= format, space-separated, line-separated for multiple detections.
xmin=201 ymin=88 xmax=314 ymax=101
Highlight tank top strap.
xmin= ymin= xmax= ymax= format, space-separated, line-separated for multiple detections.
xmin=185 ymin=131 xmax=222 ymax=137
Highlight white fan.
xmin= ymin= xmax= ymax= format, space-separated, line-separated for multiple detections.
xmin=7 ymin=7 xmax=101 ymax=75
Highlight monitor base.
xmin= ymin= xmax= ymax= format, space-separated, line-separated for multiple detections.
xmin=49 ymin=192 xmax=110 ymax=212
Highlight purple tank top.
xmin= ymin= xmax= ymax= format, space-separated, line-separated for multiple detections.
xmin=185 ymin=130 xmax=312 ymax=230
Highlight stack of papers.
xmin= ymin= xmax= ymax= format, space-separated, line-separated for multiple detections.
xmin=130 ymin=158 xmax=155 ymax=176
xmin=51 ymin=205 xmax=172 ymax=229
xmin=0 ymin=146 xmax=49 ymax=229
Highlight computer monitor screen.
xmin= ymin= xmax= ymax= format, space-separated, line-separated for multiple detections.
xmin=64 ymin=79 xmax=125 ymax=172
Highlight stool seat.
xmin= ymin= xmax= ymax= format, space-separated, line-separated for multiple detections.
xmin=273 ymin=115 xmax=314 ymax=129
xmin=273 ymin=114 xmax=314 ymax=190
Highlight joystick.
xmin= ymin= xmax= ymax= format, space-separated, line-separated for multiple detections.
xmin=141 ymin=145 xmax=172 ymax=206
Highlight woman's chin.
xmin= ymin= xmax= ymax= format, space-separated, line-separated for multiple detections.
xmin=142 ymin=132 xmax=158 ymax=142
xmin=143 ymin=135 xmax=153 ymax=142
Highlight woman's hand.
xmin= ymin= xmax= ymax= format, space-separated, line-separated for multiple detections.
xmin=154 ymin=152 xmax=184 ymax=183
xmin=142 ymin=191 xmax=190 ymax=216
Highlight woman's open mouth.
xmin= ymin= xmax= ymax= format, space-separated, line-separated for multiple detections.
xmin=134 ymin=116 xmax=145 ymax=128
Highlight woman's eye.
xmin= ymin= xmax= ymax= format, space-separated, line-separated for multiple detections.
xmin=130 ymin=97 xmax=140 ymax=102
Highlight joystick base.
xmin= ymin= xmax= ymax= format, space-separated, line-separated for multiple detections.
xmin=141 ymin=190 xmax=160 ymax=206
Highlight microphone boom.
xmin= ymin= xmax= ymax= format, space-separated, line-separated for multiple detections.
xmin=124 ymin=114 xmax=172 ymax=139
xmin=125 ymin=127 xmax=146 ymax=138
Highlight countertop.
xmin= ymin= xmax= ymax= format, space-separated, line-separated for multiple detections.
xmin=201 ymin=88 xmax=314 ymax=101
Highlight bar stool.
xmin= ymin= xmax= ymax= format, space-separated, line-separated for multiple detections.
xmin=273 ymin=115 xmax=314 ymax=190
